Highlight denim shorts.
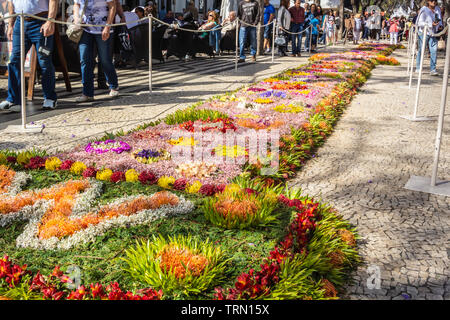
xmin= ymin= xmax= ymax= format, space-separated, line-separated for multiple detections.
xmin=264 ymin=24 xmax=273 ymax=39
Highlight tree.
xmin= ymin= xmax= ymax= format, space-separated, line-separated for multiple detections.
xmin=339 ymin=0 xmax=345 ymax=39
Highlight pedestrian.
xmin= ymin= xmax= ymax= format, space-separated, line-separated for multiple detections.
xmin=263 ymin=0 xmax=275 ymax=54
xmin=0 ymin=0 xmax=58 ymax=110
xmin=73 ymin=0 xmax=119 ymax=102
xmin=334 ymin=10 xmax=340 ymax=42
xmin=304 ymin=3 xmax=317 ymax=52
xmin=323 ymin=10 xmax=335 ymax=46
xmin=237 ymin=0 xmax=260 ymax=63
xmin=416 ymin=0 xmax=442 ymax=76
xmin=288 ymin=0 xmax=305 ymax=57
xmin=362 ymin=11 xmax=369 ymax=40
xmin=276 ymin=0 xmax=290 ymax=56
xmin=316 ymin=5 xmax=325 ymax=44
xmin=389 ymin=16 xmax=399 ymax=45
xmin=310 ymin=11 xmax=320 ymax=52
xmin=353 ymin=13 xmax=362 ymax=44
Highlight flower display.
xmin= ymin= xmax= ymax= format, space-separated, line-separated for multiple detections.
xmin=96 ymin=168 xmax=113 ymax=181
xmin=85 ymin=140 xmax=131 ymax=154
xmin=44 ymin=157 xmax=62 ymax=171
xmin=175 ymin=162 xmax=218 ymax=179
xmin=131 ymin=149 xmax=171 ymax=164
xmin=214 ymin=145 xmax=247 ymax=158
xmin=70 ymin=161 xmax=87 ymax=175
xmin=125 ymin=169 xmax=139 ymax=182
xmin=186 ymin=181 xmax=202 ymax=194
xmin=157 ymin=176 xmax=175 ymax=189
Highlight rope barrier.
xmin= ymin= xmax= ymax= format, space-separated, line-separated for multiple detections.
xmin=278 ymin=25 xmax=312 ymax=35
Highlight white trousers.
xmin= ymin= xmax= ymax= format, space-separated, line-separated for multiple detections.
xmin=390 ymin=32 xmax=398 ymax=45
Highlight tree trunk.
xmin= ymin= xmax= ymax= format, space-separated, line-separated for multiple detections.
xmin=339 ymin=0 xmax=345 ymax=39
xmin=257 ymin=0 xmax=264 ymax=56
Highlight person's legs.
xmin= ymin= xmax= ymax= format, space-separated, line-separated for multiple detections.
xmin=298 ymin=23 xmax=304 ymax=52
xmin=29 ymin=20 xmax=57 ymax=102
xmin=6 ymin=18 xmax=32 ymax=104
xmin=79 ymin=31 xmax=95 ymax=97
xmin=239 ymin=26 xmax=247 ymax=60
xmin=416 ymin=32 xmax=424 ymax=71
xmin=429 ymin=36 xmax=438 ymax=72
xmin=215 ymin=29 xmax=221 ymax=53
xmin=394 ymin=32 xmax=398 ymax=45
xmin=95 ymin=34 xmax=119 ymax=90
xmin=249 ymin=26 xmax=257 ymax=57
xmin=290 ymin=23 xmax=299 ymax=54
xmin=304 ymin=28 xmax=310 ymax=50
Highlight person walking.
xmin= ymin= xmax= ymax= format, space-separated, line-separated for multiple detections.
xmin=416 ymin=0 xmax=442 ymax=76
xmin=288 ymin=0 xmax=305 ymax=57
xmin=323 ymin=10 xmax=335 ymax=45
xmin=73 ymin=0 xmax=119 ymax=102
xmin=263 ymin=0 xmax=275 ymax=54
xmin=389 ymin=16 xmax=399 ymax=45
xmin=0 ymin=0 xmax=58 ymax=110
xmin=353 ymin=13 xmax=362 ymax=44
xmin=237 ymin=0 xmax=260 ymax=63
xmin=304 ymin=3 xmax=317 ymax=52
xmin=276 ymin=0 xmax=290 ymax=56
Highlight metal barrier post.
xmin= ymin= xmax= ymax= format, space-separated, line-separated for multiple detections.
xmin=20 ymin=12 xmax=26 ymax=129
xmin=413 ymin=25 xmax=428 ymax=119
xmin=148 ymin=15 xmax=152 ymax=95
xmin=406 ymin=26 xmax=413 ymax=75
xmin=235 ymin=20 xmax=239 ymax=72
xmin=309 ymin=26 xmax=312 ymax=55
xmin=408 ymin=26 xmax=418 ymax=88
xmin=272 ymin=20 xmax=276 ymax=63
xmin=431 ymin=26 xmax=450 ymax=187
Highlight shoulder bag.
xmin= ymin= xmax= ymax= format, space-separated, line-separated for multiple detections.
xmin=67 ymin=0 xmax=88 ymax=43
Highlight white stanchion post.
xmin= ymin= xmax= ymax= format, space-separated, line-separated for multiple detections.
xmin=408 ymin=26 xmax=418 ymax=88
xmin=430 ymin=27 xmax=450 ymax=187
xmin=20 ymin=12 xmax=26 ymax=129
xmin=406 ymin=26 xmax=412 ymax=75
xmin=309 ymin=26 xmax=312 ymax=55
xmin=413 ymin=25 xmax=427 ymax=119
xmin=4 ymin=13 xmax=42 ymax=133
xmin=235 ymin=20 xmax=239 ymax=72
xmin=272 ymin=20 xmax=276 ymax=63
xmin=148 ymin=15 xmax=152 ymax=95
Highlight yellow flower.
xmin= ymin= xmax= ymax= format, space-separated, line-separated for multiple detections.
xmin=158 ymin=176 xmax=175 ymax=189
xmin=0 ymin=153 xmax=7 ymax=165
xmin=45 ymin=157 xmax=62 ymax=171
xmin=16 ymin=151 xmax=33 ymax=166
xmin=214 ymin=145 xmax=247 ymax=158
xmin=168 ymin=137 xmax=198 ymax=146
xmin=125 ymin=169 xmax=139 ymax=182
xmin=186 ymin=181 xmax=202 ymax=193
xmin=70 ymin=161 xmax=87 ymax=175
xmin=96 ymin=168 xmax=113 ymax=181
xmin=223 ymin=183 xmax=241 ymax=196
xmin=254 ymin=98 xmax=273 ymax=104
xmin=273 ymin=104 xmax=304 ymax=113
xmin=235 ymin=113 xmax=260 ymax=119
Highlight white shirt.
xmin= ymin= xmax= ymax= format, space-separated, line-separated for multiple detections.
xmin=10 ymin=0 xmax=48 ymax=15
xmin=74 ymin=0 xmax=113 ymax=34
xmin=416 ymin=6 xmax=442 ymax=35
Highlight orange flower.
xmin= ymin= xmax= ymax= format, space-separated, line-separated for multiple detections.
xmin=158 ymin=244 xmax=209 ymax=279
xmin=0 ymin=165 xmax=15 ymax=194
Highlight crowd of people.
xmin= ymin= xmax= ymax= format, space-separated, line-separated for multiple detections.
xmin=0 ymin=0 xmax=447 ymax=111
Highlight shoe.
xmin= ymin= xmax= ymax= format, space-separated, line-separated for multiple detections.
xmin=251 ymin=55 xmax=256 ymax=62
xmin=42 ymin=99 xmax=57 ymax=110
xmin=265 ymin=48 xmax=271 ymax=54
xmin=430 ymin=70 xmax=439 ymax=76
xmin=109 ymin=89 xmax=119 ymax=98
xmin=291 ymin=53 xmax=297 ymax=57
xmin=76 ymin=95 xmax=94 ymax=103
xmin=297 ymin=53 xmax=302 ymax=57
xmin=0 ymin=100 xmax=15 ymax=110
xmin=238 ymin=58 xmax=245 ymax=63
xmin=97 ymin=82 xmax=109 ymax=90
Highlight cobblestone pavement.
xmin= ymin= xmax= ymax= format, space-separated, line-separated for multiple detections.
xmin=289 ymin=46 xmax=450 ymax=300
xmin=0 ymin=53 xmax=321 ymax=152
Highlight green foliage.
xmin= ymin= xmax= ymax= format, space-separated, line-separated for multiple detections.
xmin=163 ymin=106 xmax=229 ymax=125
xmin=0 ymin=275 xmax=43 ymax=300
xmin=122 ymin=234 xmax=229 ymax=297
xmin=202 ymin=187 xmax=280 ymax=229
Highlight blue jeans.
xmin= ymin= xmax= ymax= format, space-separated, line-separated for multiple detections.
xmin=290 ymin=23 xmax=304 ymax=54
xmin=7 ymin=17 xmax=56 ymax=104
xmin=319 ymin=31 xmax=326 ymax=44
xmin=239 ymin=26 xmax=256 ymax=60
xmin=209 ymin=26 xmax=221 ymax=53
xmin=79 ymin=31 xmax=118 ymax=97
xmin=363 ymin=27 xmax=369 ymax=39
xmin=416 ymin=33 xmax=438 ymax=72
xmin=304 ymin=27 xmax=311 ymax=50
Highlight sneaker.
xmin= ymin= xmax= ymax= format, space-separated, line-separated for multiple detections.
xmin=42 ymin=99 xmax=57 ymax=110
xmin=251 ymin=55 xmax=256 ymax=62
xmin=238 ymin=58 xmax=245 ymax=63
xmin=0 ymin=100 xmax=15 ymax=110
xmin=430 ymin=70 xmax=439 ymax=76
xmin=297 ymin=53 xmax=302 ymax=57
xmin=109 ymin=89 xmax=119 ymax=98
xmin=76 ymin=95 xmax=94 ymax=103
xmin=265 ymin=48 xmax=271 ymax=54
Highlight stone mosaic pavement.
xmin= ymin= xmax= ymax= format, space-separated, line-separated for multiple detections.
xmin=289 ymin=46 xmax=450 ymax=300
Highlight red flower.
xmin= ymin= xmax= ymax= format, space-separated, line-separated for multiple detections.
xmin=25 ymin=156 xmax=46 ymax=169
xmin=110 ymin=171 xmax=125 ymax=183
xmin=6 ymin=156 xmax=16 ymax=164
xmin=199 ymin=184 xmax=216 ymax=196
xmin=59 ymin=160 xmax=74 ymax=170
xmin=173 ymin=178 xmax=187 ymax=190
xmin=138 ymin=170 xmax=157 ymax=185
xmin=82 ymin=167 xmax=97 ymax=178
xmin=90 ymin=283 xmax=105 ymax=299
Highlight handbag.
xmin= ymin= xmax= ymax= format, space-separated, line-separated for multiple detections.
xmin=67 ymin=0 xmax=88 ymax=43
xmin=275 ymin=8 xmax=286 ymax=47
xmin=438 ymin=38 xmax=445 ymax=51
